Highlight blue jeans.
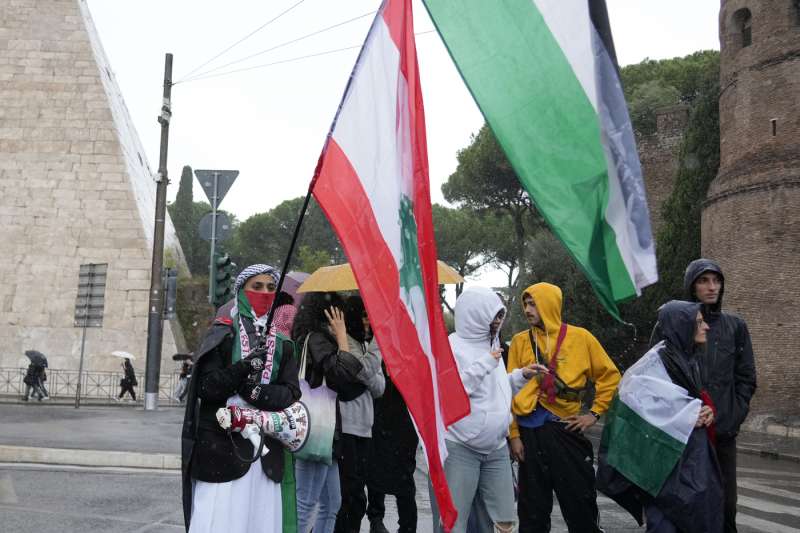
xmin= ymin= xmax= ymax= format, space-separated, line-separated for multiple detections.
xmin=296 ymin=459 xmax=341 ymax=533
xmin=430 ymin=440 xmax=516 ymax=533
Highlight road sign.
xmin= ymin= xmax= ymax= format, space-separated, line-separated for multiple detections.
xmin=194 ymin=169 xmax=238 ymax=208
xmin=198 ymin=212 xmax=233 ymax=242
xmin=74 ymin=263 xmax=108 ymax=327
xmin=74 ymin=262 xmax=108 ymax=408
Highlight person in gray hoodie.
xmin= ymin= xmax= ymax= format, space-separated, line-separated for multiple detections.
xmin=431 ymin=286 xmax=542 ymax=533
xmin=335 ymin=296 xmax=386 ymax=533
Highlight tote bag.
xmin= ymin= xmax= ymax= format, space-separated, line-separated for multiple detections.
xmin=293 ymin=333 xmax=337 ymax=464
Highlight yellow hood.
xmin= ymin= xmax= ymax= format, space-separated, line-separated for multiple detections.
xmin=507 ymin=282 xmax=621 ymax=438
xmin=522 ymin=282 xmax=563 ymax=337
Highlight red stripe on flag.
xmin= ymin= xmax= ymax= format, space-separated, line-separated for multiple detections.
xmin=313 ymin=138 xmax=459 ymax=530
xmin=382 ymin=0 xmax=468 ymax=428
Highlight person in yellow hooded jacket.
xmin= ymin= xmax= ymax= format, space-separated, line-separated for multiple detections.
xmin=507 ymin=282 xmax=620 ymax=533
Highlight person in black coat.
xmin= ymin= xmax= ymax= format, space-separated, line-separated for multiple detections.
xmin=600 ymin=301 xmax=723 ymax=533
xmin=22 ymin=362 xmax=49 ymax=401
xmin=181 ymin=264 xmax=301 ymax=533
xmin=365 ymin=363 xmax=419 ymax=533
xmin=682 ymin=259 xmax=756 ymax=533
xmin=650 ymin=260 xmax=757 ymax=532
xmin=291 ymin=292 xmax=367 ymax=533
xmin=117 ymin=358 xmax=137 ymax=401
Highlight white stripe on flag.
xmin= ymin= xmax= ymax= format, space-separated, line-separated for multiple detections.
xmin=330 ymin=15 xmax=448 ymax=465
xmin=618 ymin=345 xmax=701 ymax=444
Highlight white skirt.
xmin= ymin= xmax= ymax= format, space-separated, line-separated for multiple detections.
xmin=190 ymin=461 xmax=283 ymax=533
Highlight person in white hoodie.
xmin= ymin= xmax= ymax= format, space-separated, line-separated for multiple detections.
xmin=431 ymin=286 xmax=543 ymax=533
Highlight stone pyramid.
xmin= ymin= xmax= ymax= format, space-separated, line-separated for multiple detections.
xmin=0 ymin=0 xmax=186 ymax=376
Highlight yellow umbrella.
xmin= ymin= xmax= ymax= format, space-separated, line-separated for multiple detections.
xmin=298 ymin=260 xmax=464 ymax=293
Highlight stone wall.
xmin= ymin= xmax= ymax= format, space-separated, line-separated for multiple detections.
xmin=0 ymin=0 xmax=185 ymax=376
xmin=703 ymin=0 xmax=800 ymax=418
xmin=636 ymin=104 xmax=689 ymax=234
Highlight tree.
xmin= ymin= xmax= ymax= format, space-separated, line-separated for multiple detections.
xmin=439 ymin=51 xmax=721 ymax=370
xmin=295 ymin=245 xmax=333 ymax=273
xmin=616 ymin=51 xmax=721 ymax=342
xmin=229 ymin=197 xmax=343 ymax=273
xmin=168 ymin=166 xmax=198 ymax=273
xmin=173 ymin=166 xmax=194 ymax=229
xmin=229 ymin=211 xmax=283 ymax=269
xmin=512 ymin=230 xmax=637 ymax=366
xmin=653 ymin=64 xmax=721 ymax=302
xmin=168 ymin=166 xmax=222 ymax=276
xmin=442 ymin=125 xmax=543 ymax=306
xmin=627 ymin=80 xmax=681 ymax=135
xmin=431 ymin=204 xmax=489 ymax=296
xmin=480 ymin=210 xmax=526 ymax=305
xmin=620 ymin=50 xmax=720 ymax=104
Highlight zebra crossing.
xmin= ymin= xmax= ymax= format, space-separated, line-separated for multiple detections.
xmin=735 ymin=465 xmax=800 ymax=533
xmin=385 ymin=448 xmax=800 ymax=532
xmin=589 ymin=462 xmax=800 ymax=533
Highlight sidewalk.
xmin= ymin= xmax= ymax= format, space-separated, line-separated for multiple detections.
xmin=0 ymin=392 xmax=183 ymax=409
xmin=589 ymin=422 xmax=800 ymax=463
xmin=3 ymin=402 xmax=799 ymax=467
xmin=0 ymin=402 xmax=182 ymax=469
xmin=736 ymin=429 xmax=800 ymax=463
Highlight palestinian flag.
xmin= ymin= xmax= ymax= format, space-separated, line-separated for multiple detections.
xmin=601 ymin=345 xmax=702 ymax=496
xmin=423 ymin=0 xmax=657 ymax=318
xmin=310 ymin=0 xmax=469 ymax=528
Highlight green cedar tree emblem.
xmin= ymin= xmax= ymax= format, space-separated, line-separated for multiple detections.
xmin=398 ymin=195 xmax=423 ymax=304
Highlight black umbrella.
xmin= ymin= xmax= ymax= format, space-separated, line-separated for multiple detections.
xmin=24 ymin=350 xmax=47 ymax=366
xmin=172 ymin=353 xmax=193 ymax=361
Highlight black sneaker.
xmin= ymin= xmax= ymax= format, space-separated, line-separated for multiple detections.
xmin=369 ymin=521 xmax=390 ymax=533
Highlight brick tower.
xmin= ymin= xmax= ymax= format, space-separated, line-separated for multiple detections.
xmin=0 ymin=0 xmax=186 ymax=375
xmin=702 ymin=0 xmax=800 ymax=419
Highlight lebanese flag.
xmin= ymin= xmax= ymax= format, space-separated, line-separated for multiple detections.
xmin=310 ymin=0 xmax=469 ymax=529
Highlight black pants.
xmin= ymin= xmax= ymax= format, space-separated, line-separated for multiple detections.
xmin=119 ymin=382 xmax=136 ymax=400
xmin=717 ymin=437 xmax=737 ymax=533
xmin=518 ymin=422 xmax=602 ymax=533
xmin=335 ymin=434 xmax=371 ymax=533
xmin=367 ymin=487 xmax=417 ymax=533
xmin=24 ymin=383 xmax=48 ymax=400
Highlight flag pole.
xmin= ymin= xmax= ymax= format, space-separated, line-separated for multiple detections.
xmin=261 ymin=0 xmax=381 ymax=318
xmin=263 ymin=169 xmax=320 ymax=333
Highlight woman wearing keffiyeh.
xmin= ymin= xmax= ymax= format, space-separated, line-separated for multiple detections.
xmin=181 ymin=264 xmax=301 ymax=533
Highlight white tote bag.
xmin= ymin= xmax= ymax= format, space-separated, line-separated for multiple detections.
xmin=293 ymin=333 xmax=337 ymax=464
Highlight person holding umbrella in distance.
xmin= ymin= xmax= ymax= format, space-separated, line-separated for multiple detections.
xmin=22 ymin=350 xmax=49 ymax=401
xmin=112 ymin=351 xmax=138 ymax=402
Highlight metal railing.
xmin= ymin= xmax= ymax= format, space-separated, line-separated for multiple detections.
xmin=0 ymin=367 xmax=187 ymax=406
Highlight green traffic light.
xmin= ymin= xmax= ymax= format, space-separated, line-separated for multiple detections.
xmin=211 ymin=251 xmax=236 ymax=307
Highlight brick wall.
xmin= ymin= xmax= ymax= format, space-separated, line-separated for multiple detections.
xmin=703 ymin=0 xmax=800 ymax=417
xmin=0 ymin=0 xmax=184 ymax=374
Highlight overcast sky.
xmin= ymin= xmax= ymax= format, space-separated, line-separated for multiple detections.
xmin=85 ymin=0 xmax=720 ymax=224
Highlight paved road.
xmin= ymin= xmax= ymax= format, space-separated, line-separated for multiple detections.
xmin=2 ymin=451 xmax=797 ymax=533
xmin=0 ymin=464 xmax=183 ymax=533
xmin=372 ymin=449 xmax=800 ymax=532
xmin=0 ymin=404 xmax=797 ymax=532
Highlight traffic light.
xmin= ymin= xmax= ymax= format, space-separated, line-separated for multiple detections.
xmin=211 ymin=252 xmax=236 ymax=307
xmin=163 ymin=268 xmax=178 ymax=319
